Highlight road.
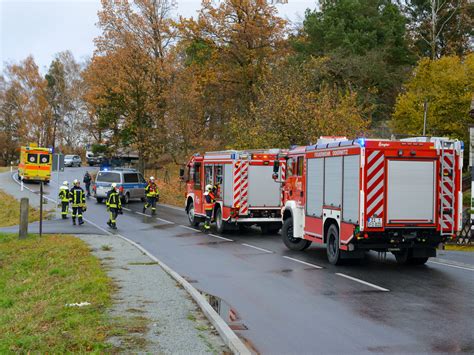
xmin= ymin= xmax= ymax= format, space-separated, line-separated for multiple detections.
xmin=7 ymin=167 xmax=474 ymax=354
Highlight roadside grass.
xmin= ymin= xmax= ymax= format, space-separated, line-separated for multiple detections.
xmin=445 ymin=244 xmax=474 ymax=252
xmin=0 ymin=233 xmax=115 ymax=352
xmin=0 ymin=167 xmax=12 ymax=173
xmin=463 ymin=189 xmax=471 ymax=208
xmin=146 ymin=164 xmax=183 ymax=207
xmin=0 ymin=189 xmax=42 ymax=227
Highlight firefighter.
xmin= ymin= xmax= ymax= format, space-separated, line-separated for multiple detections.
xmin=70 ymin=179 xmax=86 ymax=225
xmin=142 ymin=176 xmax=159 ymax=215
xmin=106 ymin=182 xmax=122 ymax=229
xmin=58 ymin=180 xmax=70 ymax=219
xmin=203 ymin=184 xmax=216 ymax=230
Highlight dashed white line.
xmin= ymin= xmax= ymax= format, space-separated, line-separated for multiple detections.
xmin=121 ymin=207 xmax=132 ymax=211
xmin=336 ymin=273 xmax=389 ymax=292
xmin=179 ymin=225 xmax=200 ymax=232
xmin=282 ymin=256 xmax=322 ymax=269
xmin=428 ymin=260 xmax=474 ymax=272
xmin=209 ymin=234 xmax=233 ymax=242
xmin=241 ymin=243 xmax=273 ymax=253
xmin=156 ymin=217 xmax=175 ymax=225
xmin=135 ymin=211 xmax=151 ymax=217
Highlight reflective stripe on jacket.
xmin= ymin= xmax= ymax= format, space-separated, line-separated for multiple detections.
xmin=106 ymin=189 xmax=122 ymax=209
xmin=145 ymin=183 xmax=159 ymax=197
xmin=69 ymin=187 xmax=85 ymax=207
xmin=204 ymin=192 xmax=215 ymax=211
xmin=59 ymin=187 xmax=69 ymax=202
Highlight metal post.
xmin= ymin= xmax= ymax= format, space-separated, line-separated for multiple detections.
xmin=19 ymin=198 xmax=29 ymax=239
xmin=39 ymin=182 xmax=43 ymax=237
xmin=423 ymin=99 xmax=428 ymax=136
xmin=57 ymin=154 xmax=60 ymax=204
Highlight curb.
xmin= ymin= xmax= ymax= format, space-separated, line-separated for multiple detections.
xmin=10 ymin=171 xmax=251 ymax=355
xmin=113 ymin=233 xmax=251 ymax=355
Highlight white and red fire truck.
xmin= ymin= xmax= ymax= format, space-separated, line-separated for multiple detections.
xmin=182 ymin=150 xmax=286 ymax=233
xmin=273 ymin=137 xmax=464 ymax=265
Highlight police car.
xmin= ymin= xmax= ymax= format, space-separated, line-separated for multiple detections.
xmin=93 ymin=168 xmax=147 ymax=204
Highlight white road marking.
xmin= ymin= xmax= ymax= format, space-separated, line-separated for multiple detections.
xmin=428 ymin=260 xmax=474 ymax=272
xmin=121 ymin=207 xmax=131 ymax=211
xmin=179 ymin=225 xmax=200 ymax=232
xmin=160 ymin=203 xmax=184 ymax=212
xmin=282 ymin=256 xmax=322 ymax=269
xmin=208 ymin=234 xmax=233 ymax=242
xmin=336 ymin=273 xmax=389 ymax=292
xmin=83 ymin=218 xmax=113 ymax=236
xmin=136 ymin=211 xmax=151 ymax=217
xmin=241 ymin=243 xmax=273 ymax=253
xmin=156 ymin=217 xmax=175 ymax=225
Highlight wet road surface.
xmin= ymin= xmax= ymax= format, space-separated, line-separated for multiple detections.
xmin=7 ymin=167 xmax=474 ymax=354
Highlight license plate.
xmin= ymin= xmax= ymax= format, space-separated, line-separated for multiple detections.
xmin=367 ymin=217 xmax=382 ymax=228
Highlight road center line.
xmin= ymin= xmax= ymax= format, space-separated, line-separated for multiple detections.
xmin=428 ymin=260 xmax=474 ymax=272
xmin=282 ymin=256 xmax=322 ymax=269
xmin=241 ymin=243 xmax=273 ymax=253
xmin=208 ymin=234 xmax=233 ymax=242
xmin=336 ymin=273 xmax=389 ymax=292
xmin=156 ymin=217 xmax=175 ymax=225
xmin=135 ymin=211 xmax=151 ymax=217
xmin=179 ymin=225 xmax=200 ymax=232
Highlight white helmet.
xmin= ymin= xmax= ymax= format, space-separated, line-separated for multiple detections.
xmin=73 ymin=179 xmax=79 ymax=185
xmin=111 ymin=183 xmax=117 ymax=188
xmin=206 ymin=184 xmax=212 ymax=191
xmin=63 ymin=181 xmax=68 ymax=186
xmin=149 ymin=176 xmax=155 ymax=181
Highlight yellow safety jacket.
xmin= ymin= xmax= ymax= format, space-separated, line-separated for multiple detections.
xmin=145 ymin=183 xmax=159 ymax=198
xmin=69 ymin=187 xmax=85 ymax=208
xmin=106 ymin=189 xmax=122 ymax=209
xmin=59 ymin=187 xmax=69 ymax=202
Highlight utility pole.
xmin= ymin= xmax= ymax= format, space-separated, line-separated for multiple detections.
xmin=423 ymin=99 xmax=428 ymax=136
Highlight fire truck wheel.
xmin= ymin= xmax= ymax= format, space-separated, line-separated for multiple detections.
xmin=282 ymin=218 xmax=312 ymax=251
xmin=393 ymin=249 xmax=409 ymax=264
xmin=187 ymin=201 xmax=200 ymax=227
xmin=326 ymin=224 xmax=342 ymax=265
xmin=215 ymin=207 xmax=226 ymax=233
xmin=409 ymin=257 xmax=429 ymax=265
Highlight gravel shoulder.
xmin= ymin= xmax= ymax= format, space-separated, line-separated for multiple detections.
xmin=79 ymin=234 xmax=228 ymax=354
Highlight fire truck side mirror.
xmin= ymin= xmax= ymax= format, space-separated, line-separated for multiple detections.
xmin=179 ymin=167 xmax=185 ymax=180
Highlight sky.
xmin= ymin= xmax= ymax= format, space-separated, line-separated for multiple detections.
xmin=0 ymin=0 xmax=315 ymax=74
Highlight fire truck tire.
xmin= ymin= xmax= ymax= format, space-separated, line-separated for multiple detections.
xmin=409 ymin=257 xmax=429 ymax=265
xmin=326 ymin=224 xmax=342 ymax=265
xmin=187 ymin=201 xmax=200 ymax=227
xmin=282 ymin=218 xmax=312 ymax=251
xmin=215 ymin=207 xmax=227 ymax=233
xmin=122 ymin=192 xmax=130 ymax=204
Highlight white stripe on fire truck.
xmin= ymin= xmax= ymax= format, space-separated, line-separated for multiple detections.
xmin=367 ymin=180 xmax=384 ymax=201
xmin=367 ymin=168 xmax=383 ymax=189
xmin=367 ymin=193 xmax=383 ymax=215
xmin=367 ymin=154 xmax=384 ymax=176
xmin=367 ymin=150 xmax=380 ymax=164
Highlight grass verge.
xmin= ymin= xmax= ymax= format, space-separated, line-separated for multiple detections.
xmin=0 ymin=233 xmax=115 ymax=352
xmin=445 ymin=244 xmax=474 ymax=252
xmin=0 ymin=189 xmax=42 ymax=227
xmin=0 ymin=167 xmax=12 ymax=173
xmin=146 ymin=164 xmax=184 ymax=207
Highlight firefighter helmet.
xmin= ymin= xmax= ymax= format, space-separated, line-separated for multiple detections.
xmin=206 ymin=184 xmax=213 ymax=191
xmin=150 ymin=176 xmax=155 ymax=181
xmin=63 ymin=180 xmax=68 ymax=186
xmin=111 ymin=183 xmax=117 ymax=188
xmin=73 ymin=179 xmax=79 ymax=185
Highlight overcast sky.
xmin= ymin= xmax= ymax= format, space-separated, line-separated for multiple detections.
xmin=0 ymin=0 xmax=315 ymax=73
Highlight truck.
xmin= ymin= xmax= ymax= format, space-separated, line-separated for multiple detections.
xmin=18 ymin=144 xmax=53 ymax=183
xmin=273 ymin=137 xmax=464 ymax=265
xmin=182 ymin=150 xmax=287 ymax=233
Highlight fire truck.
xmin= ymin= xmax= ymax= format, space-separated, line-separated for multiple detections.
xmin=182 ymin=150 xmax=286 ymax=233
xmin=273 ymin=137 xmax=464 ymax=265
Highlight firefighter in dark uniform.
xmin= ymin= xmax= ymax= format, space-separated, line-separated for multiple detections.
xmin=106 ymin=183 xmax=122 ymax=229
xmin=143 ymin=176 xmax=159 ymax=215
xmin=203 ymin=184 xmax=215 ymax=230
xmin=58 ymin=180 xmax=70 ymax=219
xmin=70 ymin=179 xmax=86 ymax=225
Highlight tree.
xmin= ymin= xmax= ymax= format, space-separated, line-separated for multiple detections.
xmin=229 ymin=59 xmax=371 ymax=149
xmin=391 ymin=54 xmax=474 ymax=147
xmin=293 ymin=0 xmax=414 ymax=123
xmin=399 ymin=0 xmax=474 ymax=59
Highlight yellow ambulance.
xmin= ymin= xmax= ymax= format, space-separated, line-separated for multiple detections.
xmin=18 ymin=144 xmax=53 ymax=183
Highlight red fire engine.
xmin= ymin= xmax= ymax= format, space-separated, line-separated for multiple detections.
xmin=182 ymin=150 xmax=286 ymax=233
xmin=273 ymin=137 xmax=464 ymax=265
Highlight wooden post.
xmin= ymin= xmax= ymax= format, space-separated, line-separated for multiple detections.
xmin=19 ymin=198 xmax=29 ymax=239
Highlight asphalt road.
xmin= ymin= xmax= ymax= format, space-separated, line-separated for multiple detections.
xmin=7 ymin=167 xmax=474 ymax=354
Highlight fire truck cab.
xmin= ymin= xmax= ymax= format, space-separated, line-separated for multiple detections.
xmin=183 ymin=150 xmax=286 ymax=233
xmin=274 ymin=137 xmax=464 ymax=265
